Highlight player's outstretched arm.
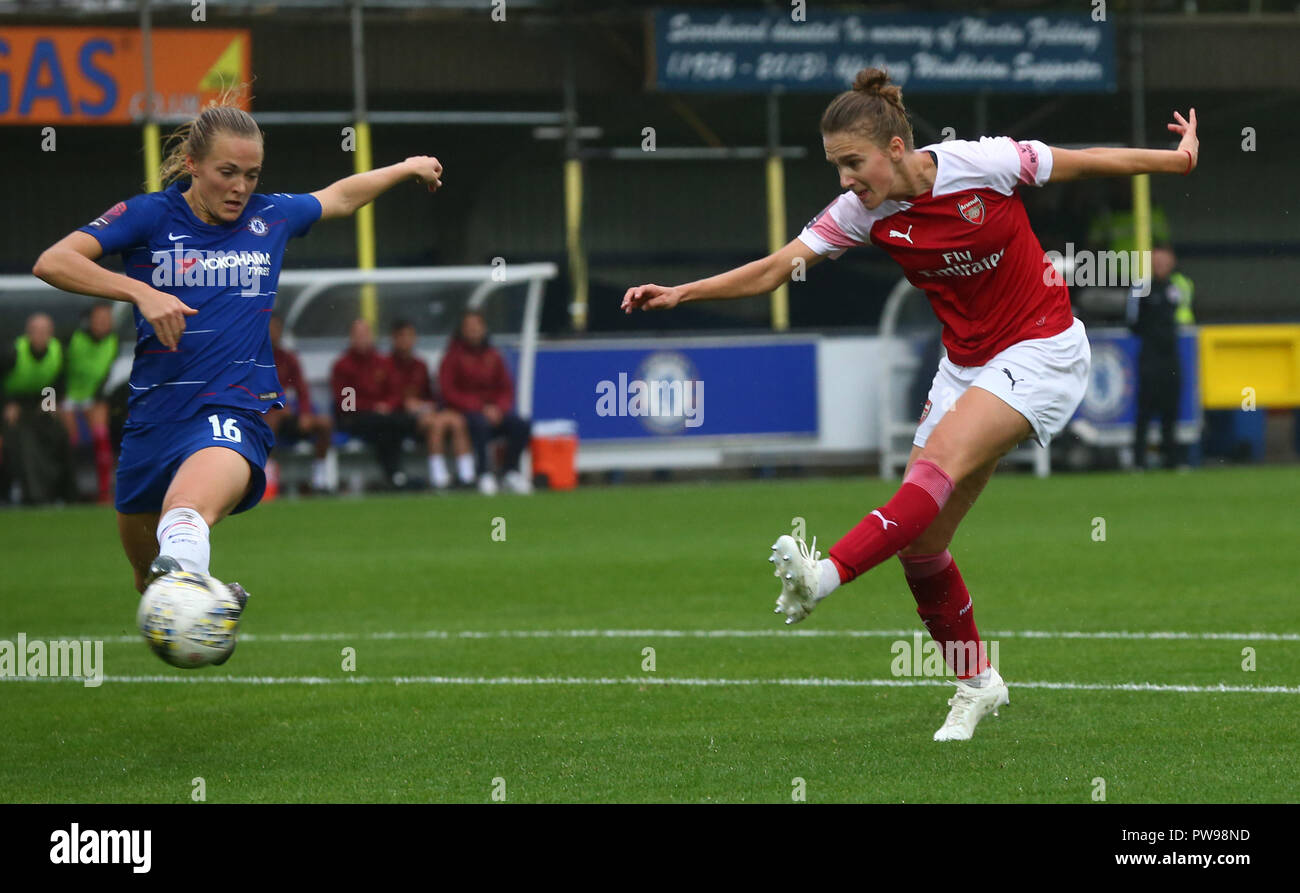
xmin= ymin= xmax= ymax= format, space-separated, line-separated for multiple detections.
xmin=311 ymin=156 xmax=443 ymax=220
xmin=1049 ymin=109 xmax=1198 ymax=182
xmin=33 ymin=231 xmax=196 ymax=349
xmin=622 ymin=237 xmax=823 ymax=313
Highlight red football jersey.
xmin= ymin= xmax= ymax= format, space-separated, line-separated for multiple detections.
xmin=390 ymin=352 xmax=434 ymax=405
xmin=799 ymin=136 xmax=1073 ymax=367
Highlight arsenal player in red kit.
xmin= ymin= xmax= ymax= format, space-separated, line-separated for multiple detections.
xmin=622 ymin=68 xmax=1199 ymax=740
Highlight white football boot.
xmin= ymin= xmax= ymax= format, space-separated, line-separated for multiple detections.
xmin=932 ymin=666 xmax=1009 ymax=741
xmin=502 ymin=470 xmax=532 ymax=494
xmin=769 ymin=534 xmax=822 ymax=625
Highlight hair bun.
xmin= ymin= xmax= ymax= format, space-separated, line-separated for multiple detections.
xmin=852 ymin=67 xmax=905 ymax=110
xmin=852 ymin=68 xmax=887 ymax=93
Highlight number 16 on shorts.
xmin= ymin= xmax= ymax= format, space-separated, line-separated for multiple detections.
xmin=208 ymin=414 xmax=243 ymax=443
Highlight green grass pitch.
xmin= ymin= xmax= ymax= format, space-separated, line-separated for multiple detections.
xmin=1 ymin=466 xmax=1297 ymax=803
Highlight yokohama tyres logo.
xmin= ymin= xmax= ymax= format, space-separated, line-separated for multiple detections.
xmin=957 ymin=195 xmax=985 ymax=225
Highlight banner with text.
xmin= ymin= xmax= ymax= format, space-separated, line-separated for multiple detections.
xmin=653 ymin=9 xmax=1115 ymax=93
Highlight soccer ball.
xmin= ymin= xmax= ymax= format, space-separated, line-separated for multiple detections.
xmin=137 ymin=571 xmax=241 ymax=668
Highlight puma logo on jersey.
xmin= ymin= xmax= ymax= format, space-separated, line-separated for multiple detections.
xmin=870 ymin=510 xmax=897 ymax=531
xmin=1001 ymin=367 xmax=1025 ymax=390
xmin=888 ymin=224 xmax=914 ymax=244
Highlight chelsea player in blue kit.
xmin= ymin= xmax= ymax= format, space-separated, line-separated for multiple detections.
xmin=32 ymin=101 xmax=444 ymax=665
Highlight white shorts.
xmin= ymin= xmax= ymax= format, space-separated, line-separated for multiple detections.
xmin=913 ymin=317 xmax=1091 ymax=449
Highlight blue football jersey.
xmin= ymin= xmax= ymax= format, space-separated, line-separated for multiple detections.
xmin=78 ymin=180 xmax=321 ymax=423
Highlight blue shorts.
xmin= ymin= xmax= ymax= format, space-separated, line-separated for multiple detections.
xmin=116 ymin=408 xmax=274 ymax=515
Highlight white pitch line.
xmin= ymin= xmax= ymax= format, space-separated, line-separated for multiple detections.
xmin=3 ymin=675 xmax=1299 ymax=694
xmin=39 ymin=628 xmax=1300 ymax=646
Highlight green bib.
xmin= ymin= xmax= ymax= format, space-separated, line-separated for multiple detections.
xmin=1171 ymin=271 xmax=1195 ymax=326
xmin=65 ymin=329 xmax=119 ymax=402
xmin=4 ymin=335 xmax=63 ymax=397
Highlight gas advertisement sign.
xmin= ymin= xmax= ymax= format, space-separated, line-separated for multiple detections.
xmin=0 ymin=27 xmax=250 ymax=124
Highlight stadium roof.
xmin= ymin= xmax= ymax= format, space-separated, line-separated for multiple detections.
xmin=5 ymin=0 xmax=1300 ymax=15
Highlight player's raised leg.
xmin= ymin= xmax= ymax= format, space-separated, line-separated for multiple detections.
xmin=833 ymin=386 xmax=1030 ymax=580
xmin=772 ymin=385 xmax=1029 ymax=624
xmin=158 ymin=446 xmax=256 ymax=663
xmin=153 ymin=444 xmax=251 ymax=571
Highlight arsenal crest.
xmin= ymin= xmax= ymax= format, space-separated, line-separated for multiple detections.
xmin=957 ymin=195 xmax=985 ymax=225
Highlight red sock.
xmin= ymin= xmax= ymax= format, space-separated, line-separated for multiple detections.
xmin=900 ymin=550 xmax=988 ymax=679
xmin=264 ymin=458 xmax=280 ymax=501
xmin=827 ymin=459 xmax=954 ymax=583
xmin=91 ymin=424 xmax=113 ymax=503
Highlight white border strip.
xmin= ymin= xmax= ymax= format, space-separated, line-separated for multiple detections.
xmin=3 ymin=675 xmax=1298 ymax=694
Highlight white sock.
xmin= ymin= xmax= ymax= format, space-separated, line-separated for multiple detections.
xmin=324 ymin=449 xmax=339 ymax=491
xmin=456 ymin=453 xmax=476 ymax=484
xmin=817 ymin=558 xmax=841 ymax=600
xmin=311 ymin=458 xmax=328 ymax=490
xmin=429 ymin=455 xmax=451 ymax=488
xmin=156 ymin=508 xmax=211 ymax=575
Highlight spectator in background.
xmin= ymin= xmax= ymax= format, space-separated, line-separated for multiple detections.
xmin=331 ymin=318 xmax=406 ymax=489
xmin=1087 ymin=178 xmax=1173 ymax=255
xmin=60 ymin=303 xmax=119 ymax=503
xmin=439 ymin=310 xmax=532 ymax=495
xmin=267 ymin=313 xmax=336 ymax=494
xmin=0 ymin=313 xmax=75 ymax=504
xmin=1127 ymin=244 xmax=1192 ymax=470
xmin=1169 ymin=251 xmax=1196 ymax=326
xmin=389 ymin=319 xmax=474 ymax=490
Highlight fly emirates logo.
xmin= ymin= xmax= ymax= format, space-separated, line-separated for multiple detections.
xmin=916 ymin=248 xmax=1006 ymax=279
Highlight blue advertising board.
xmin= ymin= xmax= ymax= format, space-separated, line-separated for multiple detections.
xmin=654 ymin=9 xmax=1115 ymax=94
xmin=1072 ymin=328 xmax=1200 ymax=437
xmin=523 ymin=340 xmax=818 ymax=441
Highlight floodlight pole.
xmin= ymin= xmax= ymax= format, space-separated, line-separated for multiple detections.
xmin=139 ymin=0 xmax=161 ymax=193
xmin=351 ymin=0 xmax=378 ymax=326
xmin=1130 ymin=0 xmax=1152 ymax=280
xmin=563 ymin=0 xmax=589 ymax=333
xmin=766 ymin=90 xmax=789 ymax=332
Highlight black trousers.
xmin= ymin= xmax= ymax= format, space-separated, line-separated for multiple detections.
xmin=337 ymin=411 xmax=421 ymax=483
xmin=465 ymin=411 xmax=531 ymax=476
xmin=1 ymin=408 xmax=75 ymax=505
xmin=1134 ymin=349 xmax=1181 ymax=468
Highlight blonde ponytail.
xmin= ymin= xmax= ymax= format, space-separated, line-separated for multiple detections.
xmin=156 ymin=84 xmax=262 ymax=189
